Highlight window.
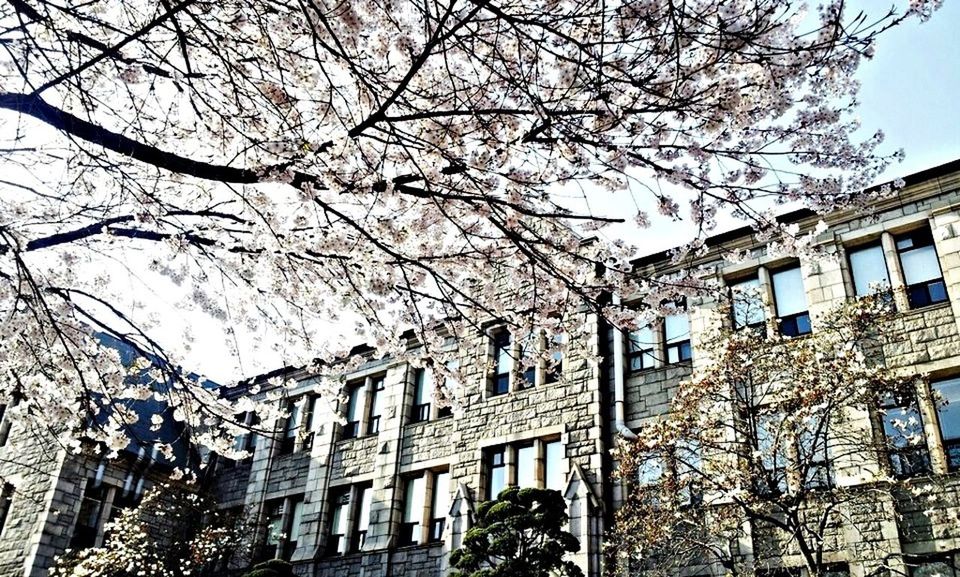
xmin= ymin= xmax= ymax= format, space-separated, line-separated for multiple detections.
xmin=279 ymin=399 xmax=301 ymax=455
xmin=263 ymin=500 xmax=285 ymax=560
xmin=771 ymin=265 xmax=811 ymax=337
xmin=429 ymin=471 xmax=450 ymax=543
xmin=327 ymin=490 xmax=349 ymax=556
xmin=932 ymin=377 xmax=960 ymax=471
xmin=896 ymin=228 xmax=948 ymax=309
xmin=664 ymin=312 xmax=692 ymax=364
xmin=627 ymin=325 xmax=656 ymax=372
xmin=731 ymin=277 xmax=765 ymax=330
xmin=399 ymin=475 xmax=426 ymax=546
xmin=412 ymin=369 xmax=432 ymax=423
xmin=516 ymin=444 xmax=536 ymax=488
xmin=797 ymin=415 xmax=831 ymax=490
xmin=544 ymin=440 xmax=565 ymax=492
xmin=517 ymin=333 xmax=537 ymax=389
xmin=0 ymin=404 xmax=9 ymax=447
xmin=367 ymin=376 xmax=384 ymax=434
xmin=484 ymin=439 xmax=563 ymax=499
xmin=282 ymin=497 xmax=304 ymax=560
xmin=342 ymin=384 xmax=362 ymax=440
xmin=544 ymin=333 xmax=564 ymax=384
xmin=492 ymin=331 xmax=512 ymax=395
xmin=848 ymin=243 xmax=892 ymax=297
xmin=228 ymin=412 xmax=259 ymax=465
xmin=70 ymin=480 xmax=108 ymax=548
xmin=302 ymin=396 xmax=321 ymax=450
xmin=437 ymin=360 xmax=457 ymax=419
xmin=880 ymin=392 xmax=931 ymax=478
xmin=352 ymin=486 xmax=373 ymax=553
xmin=487 ymin=447 xmax=507 ymax=500
xmin=753 ymin=413 xmax=788 ymax=495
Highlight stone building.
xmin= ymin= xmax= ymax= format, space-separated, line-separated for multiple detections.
xmin=4 ymin=159 xmax=960 ymax=577
xmin=215 ymin=157 xmax=960 ymax=577
xmin=0 ymin=336 xmax=195 ymax=577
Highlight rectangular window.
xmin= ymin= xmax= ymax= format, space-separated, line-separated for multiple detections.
xmin=429 ymin=471 xmax=450 ymax=543
xmin=281 ymin=497 xmax=304 ymax=560
xmin=279 ymin=399 xmax=301 ymax=455
xmin=797 ymin=416 xmax=831 ymax=490
xmin=664 ymin=313 xmax=692 ymax=364
xmin=731 ymin=277 xmax=765 ymax=330
xmin=896 ymin=228 xmax=948 ymax=309
xmin=544 ymin=333 xmax=564 ymax=384
xmin=367 ymin=377 xmax=384 ymax=434
xmin=399 ymin=476 xmax=425 ymax=546
xmin=627 ymin=325 xmax=656 ymax=372
xmin=487 ymin=447 xmax=507 ymax=499
xmin=516 ymin=444 xmax=536 ymax=488
xmin=518 ymin=334 xmax=536 ymax=389
xmin=771 ymin=266 xmax=811 ymax=337
xmin=412 ymin=369 xmax=432 ymax=423
xmin=327 ymin=490 xmax=349 ymax=556
xmin=302 ymin=396 xmax=320 ymax=451
xmin=933 ymin=377 xmax=960 ymax=471
xmin=848 ymin=243 xmax=891 ymax=297
xmin=342 ymin=384 xmax=362 ymax=440
xmin=352 ymin=485 xmax=373 ymax=553
xmin=264 ymin=500 xmax=285 ymax=560
xmin=544 ymin=440 xmax=564 ymax=492
xmin=70 ymin=480 xmax=107 ymax=548
xmin=437 ymin=360 xmax=457 ymax=419
xmin=880 ymin=392 xmax=931 ymax=478
xmin=492 ymin=332 xmax=512 ymax=395
xmin=754 ymin=412 xmax=788 ymax=495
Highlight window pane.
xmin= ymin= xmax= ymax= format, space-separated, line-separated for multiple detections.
xmin=432 ymin=472 xmax=450 ymax=519
xmin=901 ymin=245 xmax=944 ymax=286
xmin=934 ymin=377 xmax=960 ymax=441
xmin=356 ymin=487 xmax=373 ymax=532
xmin=285 ymin=401 xmax=301 ymax=438
xmin=628 ymin=326 xmax=653 ymax=351
xmin=849 ymin=244 xmax=890 ymax=296
xmin=664 ymin=314 xmax=689 ymax=344
xmin=545 ymin=441 xmax=564 ymax=492
xmin=732 ymin=278 xmax=764 ymax=328
xmin=772 ymin=267 xmax=807 ymax=317
xmin=288 ymin=499 xmax=304 ymax=543
xmin=415 ymin=369 xmax=431 ymax=405
xmin=331 ymin=501 xmax=347 ymax=535
xmin=495 ymin=333 xmax=512 ymax=374
xmin=404 ymin=476 xmax=425 ymax=523
xmin=637 ymin=456 xmax=664 ymax=484
xmin=517 ymin=445 xmax=536 ymax=488
xmin=266 ymin=502 xmax=284 ymax=545
xmin=882 ymin=405 xmax=926 ymax=448
xmin=346 ymin=386 xmax=362 ymax=422
xmin=488 ymin=449 xmax=506 ymax=499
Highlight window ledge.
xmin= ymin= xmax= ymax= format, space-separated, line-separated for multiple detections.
xmin=903 ymin=300 xmax=952 ymax=315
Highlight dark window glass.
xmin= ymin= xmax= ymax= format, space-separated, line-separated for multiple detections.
xmin=367 ymin=377 xmax=384 ymax=434
xmin=545 ymin=333 xmax=563 ymax=384
xmin=429 ymin=471 xmax=450 ymax=543
xmin=896 ymin=228 xmax=948 ymax=309
xmin=412 ymin=369 xmax=432 ymax=423
xmin=492 ymin=332 xmax=512 ymax=395
xmin=279 ymin=399 xmax=301 ymax=454
xmin=880 ymin=392 xmax=931 ymax=478
xmin=342 ymin=384 xmax=362 ymax=440
xmin=933 ymin=377 xmax=960 ymax=471
xmin=327 ymin=491 xmax=349 ymax=556
xmin=731 ymin=277 xmax=765 ymax=330
xmin=628 ymin=325 xmax=656 ymax=371
xmin=772 ymin=266 xmax=811 ymax=337
xmin=69 ymin=480 xmax=105 ymax=548
xmin=263 ymin=500 xmax=285 ymax=560
xmin=351 ymin=486 xmax=372 ymax=553
xmin=487 ymin=448 xmax=506 ymax=499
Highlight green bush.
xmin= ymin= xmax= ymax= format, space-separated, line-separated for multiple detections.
xmin=252 ymin=559 xmax=293 ymax=574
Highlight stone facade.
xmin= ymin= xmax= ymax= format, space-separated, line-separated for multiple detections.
xmin=220 ymin=158 xmax=960 ymax=577
xmin=5 ymin=159 xmax=960 ymax=577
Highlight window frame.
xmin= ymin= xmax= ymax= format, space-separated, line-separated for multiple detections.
xmin=895 ymin=227 xmax=948 ymax=309
xmin=484 ymin=437 xmax=565 ymax=500
xmin=879 ymin=391 xmax=932 ymax=479
xmin=663 ymin=302 xmax=692 ymax=365
xmin=341 ymin=381 xmax=364 ymax=441
xmin=490 ymin=330 xmax=512 ymax=396
xmin=366 ymin=376 xmax=385 ymax=435
xmin=770 ymin=264 xmax=811 ymax=337
xmin=931 ymin=376 xmax=960 ymax=472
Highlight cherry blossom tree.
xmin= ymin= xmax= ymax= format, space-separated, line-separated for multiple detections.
xmin=0 ymin=0 xmax=943 ymax=456
xmin=609 ymin=296 xmax=926 ymax=577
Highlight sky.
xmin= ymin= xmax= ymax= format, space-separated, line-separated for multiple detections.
xmin=10 ymin=2 xmax=957 ymax=384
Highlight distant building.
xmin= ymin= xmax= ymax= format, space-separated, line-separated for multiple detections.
xmin=0 ymin=335 xmax=194 ymax=576
xmin=215 ymin=159 xmax=960 ymax=577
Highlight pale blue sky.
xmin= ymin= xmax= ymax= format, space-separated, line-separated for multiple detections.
xmin=853 ymin=1 xmax=960 ymax=177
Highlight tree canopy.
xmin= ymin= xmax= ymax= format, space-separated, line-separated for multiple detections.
xmin=450 ymin=486 xmax=584 ymax=577
xmin=610 ymin=296 xmax=924 ymax=577
xmin=0 ymin=0 xmax=942 ymax=456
